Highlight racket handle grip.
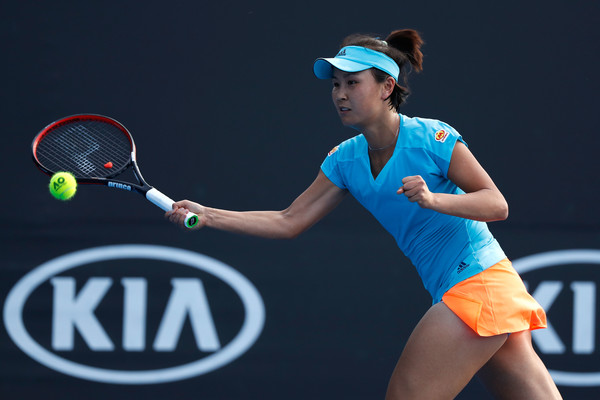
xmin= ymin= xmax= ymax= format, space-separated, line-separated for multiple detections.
xmin=146 ymin=188 xmax=199 ymax=229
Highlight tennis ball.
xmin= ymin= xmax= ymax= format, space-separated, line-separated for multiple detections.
xmin=49 ymin=172 xmax=77 ymax=200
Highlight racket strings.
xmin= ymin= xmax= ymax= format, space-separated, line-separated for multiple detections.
xmin=36 ymin=120 xmax=132 ymax=178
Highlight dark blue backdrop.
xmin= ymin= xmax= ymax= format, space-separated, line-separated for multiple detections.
xmin=2 ymin=1 xmax=599 ymax=399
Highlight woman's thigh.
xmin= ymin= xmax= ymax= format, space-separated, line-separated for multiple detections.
xmin=477 ymin=330 xmax=562 ymax=399
xmin=385 ymin=302 xmax=507 ymax=400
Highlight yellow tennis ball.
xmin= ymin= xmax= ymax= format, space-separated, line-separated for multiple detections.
xmin=49 ymin=172 xmax=77 ymax=200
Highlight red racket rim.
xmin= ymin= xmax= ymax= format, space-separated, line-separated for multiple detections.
xmin=32 ymin=114 xmax=136 ymax=180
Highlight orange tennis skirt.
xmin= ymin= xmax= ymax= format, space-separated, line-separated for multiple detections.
xmin=442 ymin=258 xmax=547 ymax=337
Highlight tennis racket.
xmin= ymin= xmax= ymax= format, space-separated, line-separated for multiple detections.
xmin=32 ymin=114 xmax=199 ymax=228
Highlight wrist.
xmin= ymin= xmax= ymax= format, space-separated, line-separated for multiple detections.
xmin=202 ymin=206 xmax=213 ymax=228
xmin=425 ymin=192 xmax=439 ymax=211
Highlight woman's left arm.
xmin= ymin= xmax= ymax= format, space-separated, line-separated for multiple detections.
xmin=397 ymin=141 xmax=509 ymax=222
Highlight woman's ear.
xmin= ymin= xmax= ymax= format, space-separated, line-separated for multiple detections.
xmin=381 ymin=76 xmax=396 ymax=100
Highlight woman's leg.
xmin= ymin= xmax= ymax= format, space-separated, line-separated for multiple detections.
xmin=385 ymin=302 xmax=507 ymax=400
xmin=477 ymin=330 xmax=562 ymax=399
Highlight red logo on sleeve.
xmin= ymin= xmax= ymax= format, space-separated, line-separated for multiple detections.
xmin=328 ymin=146 xmax=339 ymax=156
xmin=435 ymin=129 xmax=449 ymax=143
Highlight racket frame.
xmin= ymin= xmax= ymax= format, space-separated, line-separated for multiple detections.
xmin=32 ymin=114 xmax=198 ymax=228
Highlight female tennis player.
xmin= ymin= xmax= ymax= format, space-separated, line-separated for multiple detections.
xmin=167 ymin=29 xmax=562 ymax=399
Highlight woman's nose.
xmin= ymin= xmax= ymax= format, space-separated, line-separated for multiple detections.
xmin=335 ymin=90 xmax=347 ymax=101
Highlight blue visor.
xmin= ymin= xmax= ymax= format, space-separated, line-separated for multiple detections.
xmin=313 ymin=46 xmax=399 ymax=81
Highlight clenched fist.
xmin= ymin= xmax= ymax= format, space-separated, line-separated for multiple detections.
xmin=397 ymin=175 xmax=435 ymax=209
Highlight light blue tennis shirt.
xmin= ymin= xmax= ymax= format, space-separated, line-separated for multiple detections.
xmin=321 ymin=114 xmax=506 ymax=303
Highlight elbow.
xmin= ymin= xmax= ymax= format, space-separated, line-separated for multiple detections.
xmin=498 ymin=202 xmax=509 ymax=221
xmin=485 ymin=190 xmax=508 ymax=222
xmin=285 ymin=229 xmax=302 ymax=240
xmin=478 ymin=194 xmax=508 ymax=222
xmin=282 ymin=219 xmax=310 ymax=239
xmin=278 ymin=209 xmax=306 ymax=240
xmin=499 ymin=193 xmax=509 ymax=220
xmin=279 ymin=224 xmax=306 ymax=240
xmin=491 ymin=199 xmax=509 ymax=222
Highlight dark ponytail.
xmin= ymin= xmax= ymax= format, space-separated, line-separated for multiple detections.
xmin=340 ymin=29 xmax=424 ymax=111
xmin=385 ymin=29 xmax=424 ymax=72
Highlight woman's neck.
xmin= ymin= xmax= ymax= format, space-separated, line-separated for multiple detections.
xmin=363 ymin=112 xmax=400 ymax=151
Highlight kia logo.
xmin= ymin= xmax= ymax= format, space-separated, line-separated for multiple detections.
xmin=3 ymin=245 xmax=265 ymax=384
xmin=513 ymin=249 xmax=600 ymax=387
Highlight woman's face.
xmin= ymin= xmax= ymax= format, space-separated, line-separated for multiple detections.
xmin=331 ymin=68 xmax=389 ymax=130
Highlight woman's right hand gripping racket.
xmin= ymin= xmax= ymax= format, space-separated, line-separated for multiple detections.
xmin=31 ymin=114 xmax=199 ymax=229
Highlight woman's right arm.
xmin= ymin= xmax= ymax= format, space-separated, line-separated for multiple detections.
xmin=165 ymin=170 xmax=347 ymax=239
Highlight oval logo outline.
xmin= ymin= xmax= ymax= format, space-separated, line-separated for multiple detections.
xmin=3 ymin=244 xmax=265 ymax=385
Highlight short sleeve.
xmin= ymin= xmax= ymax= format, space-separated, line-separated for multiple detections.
xmin=320 ymin=145 xmax=347 ymax=189
xmin=426 ymin=121 xmax=467 ymax=178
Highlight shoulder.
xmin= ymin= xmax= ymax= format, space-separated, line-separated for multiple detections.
xmin=324 ymin=134 xmax=365 ymax=162
xmin=400 ymin=115 xmax=466 ymax=174
xmin=400 ymin=114 xmax=463 ymax=147
xmin=321 ymin=134 xmax=365 ymax=190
